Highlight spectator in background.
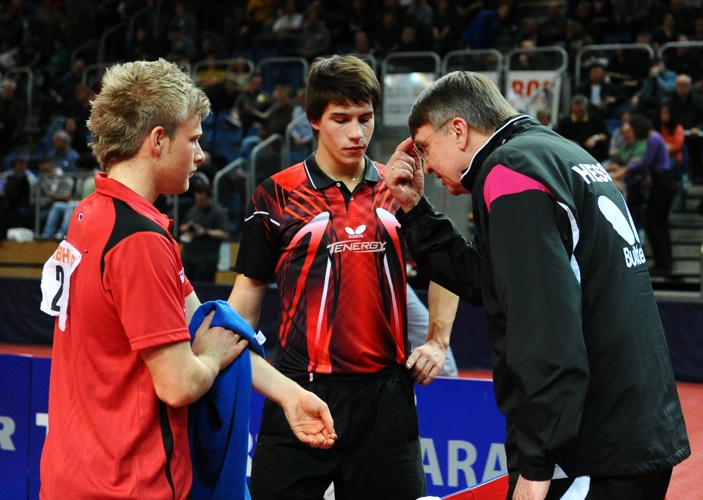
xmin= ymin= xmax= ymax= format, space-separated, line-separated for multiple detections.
xmin=431 ymin=0 xmax=463 ymax=56
xmin=607 ymin=33 xmax=652 ymax=100
xmin=606 ymin=119 xmax=646 ymax=203
xmin=12 ymin=24 xmax=44 ymax=72
xmin=165 ymin=24 xmax=198 ymax=64
xmin=295 ymin=8 xmax=332 ymax=61
xmin=664 ymin=0 xmax=700 ymax=37
xmin=460 ymin=1 xmax=514 ymax=51
xmin=606 ymin=107 xmax=634 ymax=166
xmin=536 ymin=107 xmax=553 ymax=128
xmin=38 ymin=57 xmax=86 ymax=127
xmin=372 ymin=10 xmax=404 ymax=58
xmin=396 ymin=25 xmax=423 ymax=52
xmin=0 ymin=156 xmax=34 ymax=238
xmin=351 ymin=30 xmax=372 ymax=56
xmin=555 ymin=93 xmax=610 ymax=162
xmin=62 ymin=116 xmax=90 ymax=156
xmin=290 ymin=86 xmax=314 ymax=164
xmin=631 ymin=57 xmax=677 ymax=119
xmin=179 ymin=180 xmax=229 ymax=283
xmin=36 ymin=155 xmax=75 ymax=232
xmin=192 ymin=31 xmax=225 ymax=66
xmin=167 ymin=0 xmax=200 ymax=44
xmin=223 ymin=57 xmax=254 ymax=99
xmin=589 ymin=0 xmax=615 ymax=44
xmin=563 ymin=21 xmax=595 ymax=71
xmin=48 ymin=129 xmax=80 ymax=174
xmin=40 ymin=152 xmax=99 ymax=240
xmin=653 ymin=101 xmax=686 ymax=175
xmin=126 ymin=24 xmax=156 ymax=61
xmin=194 ymin=53 xmax=230 ymax=113
xmin=240 ymin=83 xmax=294 ymax=159
xmin=406 ymin=0 xmax=434 ymax=45
xmin=372 ymin=0 xmax=408 ymax=26
xmin=0 ymin=0 xmax=27 ymax=46
xmin=0 ymin=78 xmax=26 ymax=160
xmin=537 ymin=0 xmax=568 ymax=46
xmin=64 ymin=83 xmax=93 ymax=146
xmin=569 ymin=1 xmax=594 ymax=34
xmin=345 ymin=0 xmax=373 ymax=41
xmin=222 ymin=4 xmax=255 ymax=54
xmin=577 ymin=58 xmax=624 ymax=119
xmin=667 ymin=73 xmax=703 ymax=183
xmin=691 ymin=15 xmax=703 ymax=44
xmin=628 ymin=113 xmax=677 ymax=275
xmin=227 ymin=73 xmax=272 ymax=137
xmin=257 ymin=0 xmax=304 ymax=54
xmin=247 ymin=0 xmax=279 ymax=37
xmin=512 ymin=38 xmax=552 ymax=70
xmin=520 ymin=17 xmax=541 ymax=47
xmin=664 ymin=34 xmax=703 ymax=83
xmin=44 ymin=35 xmax=71 ymax=89
xmin=651 ymin=11 xmax=678 ymax=51
xmin=611 ymin=0 xmax=657 ymax=35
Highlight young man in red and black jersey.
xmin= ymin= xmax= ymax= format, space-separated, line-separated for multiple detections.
xmin=228 ymin=54 xmax=455 ymax=499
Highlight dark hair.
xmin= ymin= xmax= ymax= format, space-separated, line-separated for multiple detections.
xmin=652 ymin=102 xmax=680 ymax=135
xmin=305 ymin=54 xmax=380 ymax=127
xmin=629 ymin=114 xmax=652 ymax=140
xmin=193 ymin=179 xmax=212 ymax=196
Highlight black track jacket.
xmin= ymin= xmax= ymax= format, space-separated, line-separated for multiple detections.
xmin=399 ymin=115 xmax=690 ymax=483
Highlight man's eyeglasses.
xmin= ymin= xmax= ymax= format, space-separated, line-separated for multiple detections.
xmin=413 ymin=118 xmax=452 ymax=168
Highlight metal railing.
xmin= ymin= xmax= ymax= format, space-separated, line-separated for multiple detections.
xmin=441 ymin=48 xmax=504 ymax=88
xmin=283 ymin=112 xmax=315 ymax=167
xmin=255 ymin=56 xmax=309 ymax=94
xmin=247 ymin=133 xmax=283 ymax=202
xmin=98 ymin=21 xmax=126 ymax=64
xmin=5 ymin=67 xmax=34 ymax=136
xmin=574 ymin=43 xmax=655 ymax=88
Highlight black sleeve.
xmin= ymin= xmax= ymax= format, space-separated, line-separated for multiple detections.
xmin=398 ymin=196 xmax=483 ymax=306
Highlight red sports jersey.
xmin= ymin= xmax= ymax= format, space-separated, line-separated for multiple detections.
xmin=40 ymin=173 xmax=194 ymax=499
xmin=235 ymin=156 xmax=408 ymax=375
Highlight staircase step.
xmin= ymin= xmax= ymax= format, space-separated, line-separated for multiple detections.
xmin=672 ymin=245 xmax=702 ymax=259
xmin=671 ymin=227 xmax=703 ymax=243
xmin=670 ymin=212 xmax=703 ymax=227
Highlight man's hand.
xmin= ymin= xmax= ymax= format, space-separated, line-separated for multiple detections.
xmin=513 ymin=475 xmax=550 ymax=500
xmin=385 ymin=137 xmax=425 ymax=213
xmin=280 ymin=387 xmax=338 ymax=449
xmin=406 ymin=339 xmax=447 ymax=386
xmin=192 ymin=311 xmax=249 ymax=374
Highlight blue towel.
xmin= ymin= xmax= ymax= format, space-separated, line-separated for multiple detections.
xmin=188 ymin=300 xmax=265 ymax=500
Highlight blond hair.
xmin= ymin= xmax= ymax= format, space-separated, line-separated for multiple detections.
xmin=87 ymin=58 xmax=210 ymax=169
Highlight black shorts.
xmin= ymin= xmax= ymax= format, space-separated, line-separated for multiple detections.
xmin=249 ymin=365 xmax=426 ymax=500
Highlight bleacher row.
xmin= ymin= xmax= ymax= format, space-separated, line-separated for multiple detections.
xmin=4 ymin=37 xmax=703 ymax=291
xmin=8 ymin=37 xmax=703 ymax=164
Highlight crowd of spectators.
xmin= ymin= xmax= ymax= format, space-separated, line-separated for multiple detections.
xmin=2 ymin=0 xmax=703 ymax=245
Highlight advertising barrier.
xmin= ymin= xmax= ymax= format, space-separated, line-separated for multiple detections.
xmin=0 ymin=354 xmax=506 ymax=499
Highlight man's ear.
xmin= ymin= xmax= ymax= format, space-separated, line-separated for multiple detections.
xmin=310 ymin=119 xmax=320 ymax=134
xmin=451 ymin=117 xmax=470 ymax=150
xmin=150 ymin=126 xmax=167 ymax=155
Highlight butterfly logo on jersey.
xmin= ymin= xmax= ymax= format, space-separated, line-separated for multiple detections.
xmin=344 ymin=224 xmax=366 ymax=239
